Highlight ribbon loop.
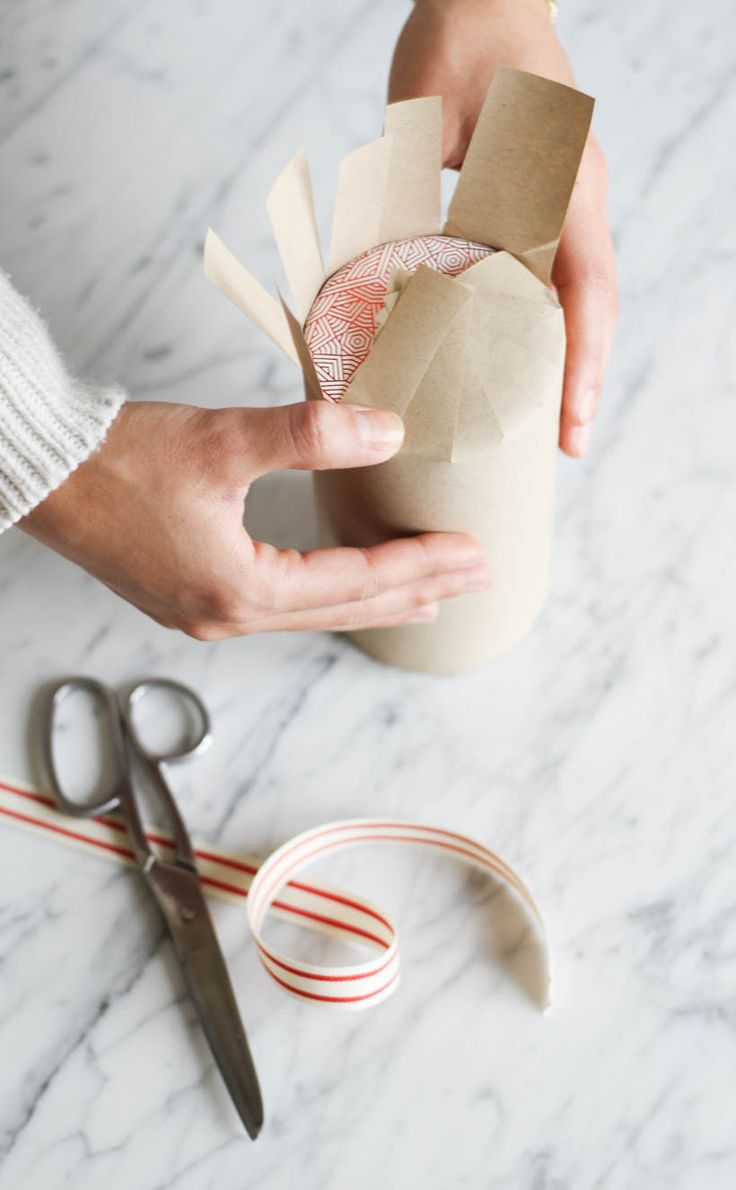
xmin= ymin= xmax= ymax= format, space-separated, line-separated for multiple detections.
xmin=0 ymin=780 xmax=551 ymax=1014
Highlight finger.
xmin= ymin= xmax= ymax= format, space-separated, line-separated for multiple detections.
xmin=231 ymin=562 xmax=490 ymax=635
xmin=186 ymin=551 xmax=491 ymax=639
xmin=258 ymin=601 xmax=442 ymax=635
xmin=554 ymin=142 xmax=619 ymax=458
xmin=245 ymin=532 xmax=487 ymax=616
xmin=186 ymin=600 xmax=442 ymax=641
xmin=195 ymin=600 xmax=442 ymax=639
xmin=229 ymin=401 xmax=405 ymax=482
xmin=325 ymin=602 xmax=442 ymax=632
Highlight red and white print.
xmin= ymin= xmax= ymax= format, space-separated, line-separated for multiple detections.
xmin=304 ymin=235 xmax=493 ymax=402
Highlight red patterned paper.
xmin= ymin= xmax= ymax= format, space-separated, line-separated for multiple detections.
xmin=304 ymin=235 xmax=493 ymax=402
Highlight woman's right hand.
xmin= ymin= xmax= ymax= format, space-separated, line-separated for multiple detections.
xmin=19 ymin=399 xmax=490 ymax=639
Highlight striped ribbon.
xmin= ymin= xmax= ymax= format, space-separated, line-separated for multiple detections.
xmin=0 ymin=776 xmax=550 ymax=1012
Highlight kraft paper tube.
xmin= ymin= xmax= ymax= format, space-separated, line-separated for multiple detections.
xmin=203 ymin=68 xmax=594 ymax=675
xmin=304 ymin=245 xmax=566 ymax=674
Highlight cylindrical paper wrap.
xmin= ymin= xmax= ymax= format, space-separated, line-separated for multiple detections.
xmin=304 ymin=235 xmax=565 ymax=676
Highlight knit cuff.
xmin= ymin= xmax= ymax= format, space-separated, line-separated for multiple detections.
xmin=0 ymin=270 xmax=126 ymax=532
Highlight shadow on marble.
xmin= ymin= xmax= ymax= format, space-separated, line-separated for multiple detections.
xmin=244 ymin=469 xmax=319 ymax=553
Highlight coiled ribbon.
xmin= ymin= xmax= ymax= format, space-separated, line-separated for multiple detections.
xmin=0 ymin=777 xmax=551 ymax=1012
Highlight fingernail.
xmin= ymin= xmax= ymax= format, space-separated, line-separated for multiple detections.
xmin=407 ymin=602 xmax=440 ymax=623
xmin=354 ymin=407 xmax=404 ymax=451
xmin=568 ymin=424 xmax=592 ymax=457
xmin=445 ymin=539 xmax=486 ymax=567
xmin=577 ymin=388 xmax=599 ymax=425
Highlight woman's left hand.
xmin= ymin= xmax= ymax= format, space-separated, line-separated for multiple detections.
xmin=389 ymin=0 xmax=618 ymax=457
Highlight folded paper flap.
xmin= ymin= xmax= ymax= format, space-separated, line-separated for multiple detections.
xmin=452 ymin=353 xmax=504 ymax=460
xmin=444 ymin=66 xmax=594 ymax=283
xmin=400 ymin=299 xmax=471 ymax=460
xmin=474 ymin=338 xmax=558 ymax=440
xmin=379 ymin=96 xmax=443 ymax=242
xmin=344 ymin=266 xmax=472 ymax=417
xmin=279 ymin=292 xmax=326 ymax=401
xmin=329 ymin=99 xmax=441 ymax=276
xmin=328 ymin=136 xmax=394 ymax=274
xmin=375 ymin=267 xmax=415 ymax=335
xmin=203 ymin=229 xmax=299 ymax=364
xmin=517 ymin=241 xmax=562 ymax=286
xmin=460 ymin=250 xmax=558 ymax=308
xmin=375 ymin=291 xmax=399 ymax=335
xmin=385 ymin=266 xmax=413 ymax=294
xmin=267 ymin=150 xmax=325 ymax=323
xmin=471 ymin=291 xmax=564 ymax=371
xmin=457 ymin=305 xmax=562 ymax=451
xmin=346 ymin=254 xmax=564 ymax=459
xmin=464 ymin=252 xmax=564 ymax=371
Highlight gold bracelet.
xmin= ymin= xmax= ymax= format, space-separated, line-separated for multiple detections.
xmin=412 ymin=0 xmax=558 ymax=22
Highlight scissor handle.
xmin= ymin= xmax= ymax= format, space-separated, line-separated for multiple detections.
xmin=43 ymin=677 xmax=128 ymax=818
xmin=124 ymin=678 xmax=212 ymax=766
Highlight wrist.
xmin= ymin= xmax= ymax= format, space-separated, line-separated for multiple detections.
xmin=407 ymin=0 xmax=568 ymax=71
xmin=412 ymin=0 xmax=554 ymax=21
xmin=394 ymin=0 xmax=573 ymax=96
xmin=18 ymin=399 xmax=135 ymax=548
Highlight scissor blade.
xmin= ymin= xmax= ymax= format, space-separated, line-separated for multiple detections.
xmin=180 ymin=938 xmax=264 ymax=1138
xmin=145 ymin=861 xmax=264 ymax=1138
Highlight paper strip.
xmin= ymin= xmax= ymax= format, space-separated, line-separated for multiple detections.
xmin=444 ymin=66 xmax=594 ymax=283
xmin=327 ymin=135 xmax=394 ymax=275
xmin=344 ymin=266 xmax=472 ymax=419
xmin=460 ymin=248 xmax=559 ymax=306
xmin=452 ymin=352 xmax=504 ymax=462
xmin=378 ymin=97 xmax=442 ymax=242
xmin=203 ymin=228 xmax=299 ymax=363
xmin=401 ymin=297 xmax=471 ymax=461
xmin=279 ymin=293 xmax=327 ymax=401
xmin=453 ymin=252 xmax=564 ymax=449
xmin=0 ymin=776 xmax=550 ymax=1014
xmin=267 ymin=151 xmax=325 ymax=323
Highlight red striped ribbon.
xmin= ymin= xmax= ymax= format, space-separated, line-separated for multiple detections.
xmin=0 ymin=776 xmax=550 ymax=1013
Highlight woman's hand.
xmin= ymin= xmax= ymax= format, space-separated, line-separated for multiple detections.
xmin=19 ymin=400 xmax=489 ymax=638
xmin=389 ymin=0 xmax=618 ymax=457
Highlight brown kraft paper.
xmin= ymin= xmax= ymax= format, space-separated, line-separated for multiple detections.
xmin=203 ymin=68 xmax=594 ymax=674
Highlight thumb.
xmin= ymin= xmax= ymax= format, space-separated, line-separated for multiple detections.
xmin=242 ymin=400 xmax=405 ymax=479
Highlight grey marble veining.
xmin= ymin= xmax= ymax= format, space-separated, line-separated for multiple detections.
xmin=1 ymin=0 xmax=735 ymax=1187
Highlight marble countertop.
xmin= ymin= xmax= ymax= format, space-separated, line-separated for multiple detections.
xmin=1 ymin=1 xmax=735 ymax=1187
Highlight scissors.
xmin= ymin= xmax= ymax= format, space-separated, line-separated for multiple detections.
xmin=41 ymin=676 xmax=264 ymax=1139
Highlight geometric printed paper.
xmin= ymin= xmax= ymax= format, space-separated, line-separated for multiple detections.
xmin=304 ymin=235 xmax=494 ymax=401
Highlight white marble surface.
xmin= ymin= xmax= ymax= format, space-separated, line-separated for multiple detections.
xmin=1 ymin=0 xmax=735 ymax=1186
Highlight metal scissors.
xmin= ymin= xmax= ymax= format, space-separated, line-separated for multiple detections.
xmin=41 ymin=676 xmax=263 ymax=1139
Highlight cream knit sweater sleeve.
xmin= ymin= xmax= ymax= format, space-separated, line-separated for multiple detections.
xmin=0 ymin=269 xmax=125 ymax=532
